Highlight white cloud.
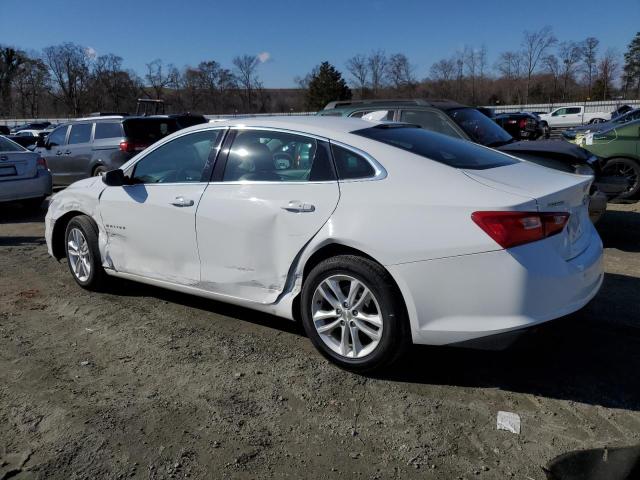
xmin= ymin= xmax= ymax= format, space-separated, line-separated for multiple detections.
xmin=257 ymin=51 xmax=271 ymax=63
xmin=85 ymin=47 xmax=97 ymax=59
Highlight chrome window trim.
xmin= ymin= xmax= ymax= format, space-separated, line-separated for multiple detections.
xmin=228 ymin=125 xmax=329 ymax=142
xmin=329 ymin=139 xmax=387 ymax=182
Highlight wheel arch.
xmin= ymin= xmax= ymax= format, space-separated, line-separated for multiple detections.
xmin=292 ymin=242 xmax=411 ymax=332
xmin=51 ymin=210 xmax=87 ymax=259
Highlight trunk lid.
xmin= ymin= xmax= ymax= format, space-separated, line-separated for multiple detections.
xmin=0 ymin=152 xmax=39 ymax=181
xmin=463 ymin=162 xmax=593 ymax=260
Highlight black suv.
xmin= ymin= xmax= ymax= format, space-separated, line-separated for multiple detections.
xmin=36 ymin=116 xmax=180 ymax=186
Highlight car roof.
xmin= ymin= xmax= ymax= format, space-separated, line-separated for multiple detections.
xmin=179 ymin=115 xmax=389 ymax=139
xmin=322 ymin=98 xmax=468 ymax=112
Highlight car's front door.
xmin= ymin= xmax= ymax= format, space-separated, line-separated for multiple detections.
xmin=99 ymin=128 xmax=225 ymax=285
xmin=196 ymin=128 xmax=340 ymax=304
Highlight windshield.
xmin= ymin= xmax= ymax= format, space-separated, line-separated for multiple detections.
xmin=447 ymin=107 xmax=513 ymax=147
xmin=352 ymin=125 xmax=518 ymax=170
xmin=0 ymin=136 xmax=26 ymax=152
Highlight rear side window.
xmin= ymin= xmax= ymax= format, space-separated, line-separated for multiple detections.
xmin=124 ymin=119 xmax=179 ymax=145
xmin=0 ymin=136 xmax=25 ymax=152
xmin=566 ymin=107 xmax=581 ymax=114
xmin=68 ymin=123 xmax=92 ymax=144
xmin=94 ymin=122 xmax=124 ymax=140
xmin=352 ymin=126 xmax=518 ymax=170
xmin=331 ymin=145 xmax=375 ymax=179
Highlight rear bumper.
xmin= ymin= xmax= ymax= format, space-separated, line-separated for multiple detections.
xmin=0 ymin=170 xmax=52 ymax=203
xmin=388 ymin=228 xmax=603 ymax=346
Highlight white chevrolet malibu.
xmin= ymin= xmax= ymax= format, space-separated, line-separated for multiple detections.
xmin=45 ymin=116 xmax=603 ymax=371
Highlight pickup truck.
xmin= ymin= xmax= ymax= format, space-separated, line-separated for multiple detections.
xmin=538 ymin=106 xmax=610 ymax=128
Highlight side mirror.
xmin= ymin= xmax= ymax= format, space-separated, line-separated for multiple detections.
xmin=102 ymin=169 xmax=128 ymax=186
xmin=35 ymin=138 xmax=46 ymax=148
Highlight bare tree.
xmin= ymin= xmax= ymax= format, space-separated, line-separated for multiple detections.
xmin=429 ymin=57 xmax=456 ymax=98
xmin=345 ymin=54 xmax=368 ymax=98
xmin=43 ymin=43 xmax=92 ymax=115
xmin=521 ymin=26 xmax=557 ymax=103
xmin=558 ymin=41 xmax=583 ymax=100
xmin=598 ymin=48 xmax=620 ymax=100
xmin=581 ymin=37 xmax=599 ymax=98
xmin=387 ymin=53 xmax=416 ymax=92
xmin=463 ymin=46 xmax=479 ymax=103
xmin=232 ymin=54 xmax=260 ymax=111
xmin=496 ymin=51 xmax=523 ymax=103
xmin=13 ymin=55 xmax=49 ymax=117
xmin=543 ymin=54 xmax=561 ymax=102
xmin=145 ymin=59 xmax=170 ymax=100
xmin=367 ymin=50 xmax=387 ymax=97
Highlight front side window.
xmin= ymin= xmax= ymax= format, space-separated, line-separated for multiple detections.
xmin=46 ymin=125 xmax=68 ymax=147
xmin=223 ymin=130 xmax=335 ymax=182
xmin=94 ymin=122 xmax=124 ymax=140
xmin=132 ymin=130 xmax=222 ymax=184
xmin=400 ymin=110 xmax=464 ymax=139
xmin=68 ymin=123 xmax=92 ymax=145
xmin=552 ymin=108 xmax=567 ymax=116
xmin=353 ymin=125 xmax=518 ymax=170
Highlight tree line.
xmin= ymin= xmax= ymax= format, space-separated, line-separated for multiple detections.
xmin=1 ymin=28 xmax=639 ymax=119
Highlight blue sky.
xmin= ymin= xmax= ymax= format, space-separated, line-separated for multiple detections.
xmin=1 ymin=0 xmax=639 ymax=87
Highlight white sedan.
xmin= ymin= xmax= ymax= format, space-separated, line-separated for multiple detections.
xmin=45 ymin=116 xmax=603 ymax=371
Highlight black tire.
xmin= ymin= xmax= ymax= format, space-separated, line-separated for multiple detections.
xmin=541 ymin=122 xmax=550 ymax=139
xmin=21 ymin=196 xmax=45 ymax=211
xmin=64 ymin=215 xmax=107 ymax=291
xmin=93 ymin=165 xmax=108 ymax=177
xmin=301 ymin=255 xmax=410 ymax=372
xmin=602 ymin=158 xmax=640 ymax=200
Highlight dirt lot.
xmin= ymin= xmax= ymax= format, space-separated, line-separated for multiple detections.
xmin=1 ymin=201 xmax=639 ymax=479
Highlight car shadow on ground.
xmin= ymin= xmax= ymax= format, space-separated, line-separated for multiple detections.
xmin=0 ymin=201 xmax=48 ymax=225
xmin=597 ymin=207 xmax=640 ymax=253
xmin=0 ymin=236 xmax=46 ymax=246
xmin=107 ymin=270 xmax=640 ymax=411
xmin=379 ymin=270 xmax=640 ymax=411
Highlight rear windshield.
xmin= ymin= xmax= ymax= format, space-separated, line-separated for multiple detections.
xmin=447 ymin=107 xmax=513 ymax=147
xmin=352 ymin=125 xmax=518 ymax=170
xmin=0 ymin=136 xmax=26 ymax=152
xmin=123 ymin=119 xmax=179 ymax=144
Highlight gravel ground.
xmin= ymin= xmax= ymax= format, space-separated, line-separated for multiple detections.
xmin=1 ymin=201 xmax=639 ymax=479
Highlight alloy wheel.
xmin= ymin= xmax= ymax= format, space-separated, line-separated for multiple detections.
xmin=67 ymin=227 xmax=91 ymax=282
xmin=311 ymin=275 xmax=383 ymax=359
xmin=603 ymin=161 xmax=640 ymax=196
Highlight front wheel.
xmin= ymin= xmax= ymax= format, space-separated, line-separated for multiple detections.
xmin=64 ymin=215 xmax=107 ymax=290
xmin=602 ymin=158 xmax=640 ymax=200
xmin=301 ymin=255 xmax=409 ymax=372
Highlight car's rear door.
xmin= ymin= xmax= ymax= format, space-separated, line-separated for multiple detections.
xmin=196 ymin=128 xmax=340 ymax=304
xmin=39 ymin=125 xmax=69 ymax=184
xmin=99 ymin=128 xmax=225 ymax=285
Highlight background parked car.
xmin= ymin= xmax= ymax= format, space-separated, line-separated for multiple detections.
xmin=10 ymin=121 xmax=51 ymax=134
xmin=35 ymin=116 xmax=180 ymax=186
xmin=0 ymin=125 xmax=10 ymax=135
xmin=575 ymin=119 xmax=640 ymax=199
xmin=563 ymin=108 xmax=640 ymax=141
xmin=0 ymin=135 xmax=52 ymax=209
xmin=537 ymin=106 xmax=610 ymax=127
xmin=495 ymin=112 xmax=549 ymax=140
xmin=3 ymin=133 xmax=39 ymax=149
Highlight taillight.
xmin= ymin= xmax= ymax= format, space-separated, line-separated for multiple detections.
xmin=471 ymin=211 xmax=570 ymax=249
xmin=518 ymin=119 xmax=527 ymax=129
xmin=36 ymin=157 xmax=47 ymax=170
xmin=119 ymin=140 xmax=149 ymax=153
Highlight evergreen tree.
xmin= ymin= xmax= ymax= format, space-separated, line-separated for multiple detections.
xmin=305 ymin=62 xmax=351 ymax=110
xmin=623 ymin=32 xmax=640 ymax=98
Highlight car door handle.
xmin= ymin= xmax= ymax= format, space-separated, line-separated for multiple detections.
xmin=171 ymin=196 xmax=195 ymax=207
xmin=55 ymin=150 xmax=63 ymax=155
xmin=64 ymin=150 xmax=71 ymax=155
xmin=281 ymin=201 xmax=315 ymax=213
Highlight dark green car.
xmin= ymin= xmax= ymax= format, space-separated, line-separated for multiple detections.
xmin=577 ymin=119 xmax=640 ymax=199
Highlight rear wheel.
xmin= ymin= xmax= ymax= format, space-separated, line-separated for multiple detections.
xmin=301 ymin=255 xmax=409 ymax=372
xmin=64 ymin=215 xmax=107 ymax=290
xmin=602 ymin=158 xmax=640 ymax=199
